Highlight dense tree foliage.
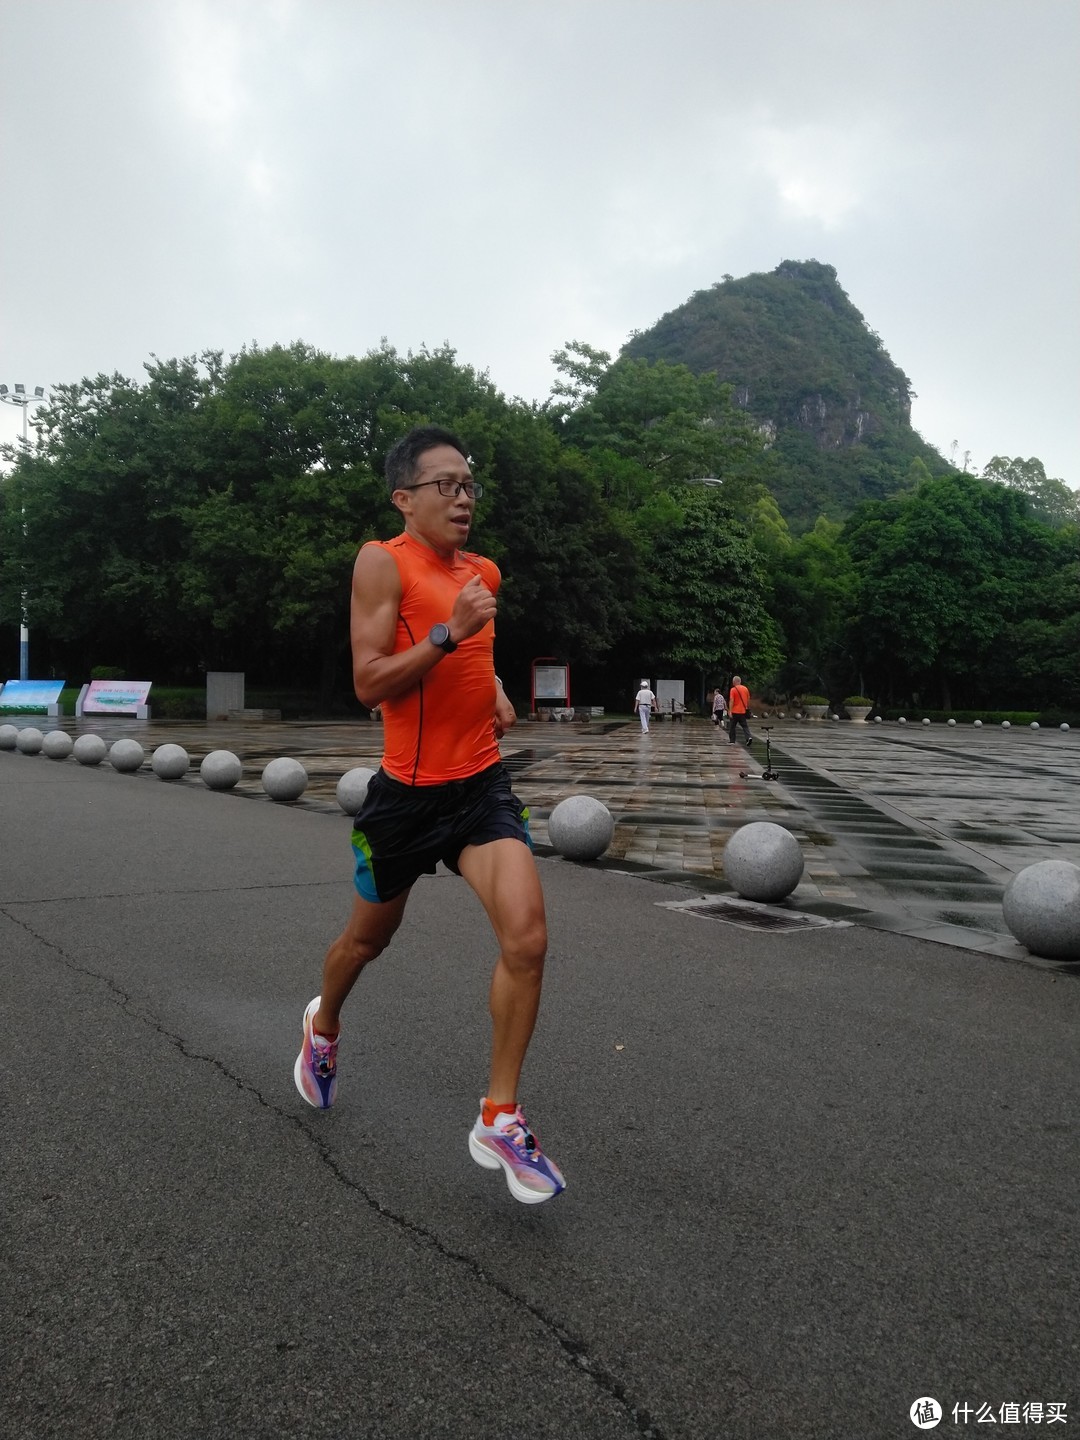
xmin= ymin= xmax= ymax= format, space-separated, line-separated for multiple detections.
xmin=1 ymin=336 xmax=1075 ymax=716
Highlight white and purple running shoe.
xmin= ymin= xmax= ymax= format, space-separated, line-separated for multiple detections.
xmin=469 ymin=1105 xmax=566 ymax=1204
xmin=293 ymin=996 xmax=338 ymax=1109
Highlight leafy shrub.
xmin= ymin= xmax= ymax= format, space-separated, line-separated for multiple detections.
xmin=91 ymin=666 xmax=125 ymax=681
xmin=843 ymin=696 xmax=873 ymax=706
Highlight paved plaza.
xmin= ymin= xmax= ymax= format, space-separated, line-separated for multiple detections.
xmin=2 ymin=713 xmax=1078 ymax=1438
xmin=6 ymin=710 xmax=1078 ymax=965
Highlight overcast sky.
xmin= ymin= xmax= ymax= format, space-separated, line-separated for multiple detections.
xmin=2 ymin=0 xmax=1078 ymax=488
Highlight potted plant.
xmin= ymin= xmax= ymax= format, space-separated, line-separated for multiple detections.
xmin=802 ymin=694 xmax=829 ymax=720
xmin=843 ymin=695 xmax=874 ymax=723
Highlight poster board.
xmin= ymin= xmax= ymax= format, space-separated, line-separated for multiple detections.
xmin=0 ymin=679 xmax=66 ymax=714
xmin=77 ymin=680 xmax=153 ymax=718
xmin=531 ymin=658 xmax=571 ymax=714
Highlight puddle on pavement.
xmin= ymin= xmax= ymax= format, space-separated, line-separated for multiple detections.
xmin=936 ymin=909 xmax=1010 ymax=934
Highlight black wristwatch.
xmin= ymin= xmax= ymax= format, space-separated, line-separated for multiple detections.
xmin=428 ymin=623 xmax=458 ymax=654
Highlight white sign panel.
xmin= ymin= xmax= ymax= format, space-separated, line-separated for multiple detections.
xmin=533 ymin=665 xmax=569 ymax=701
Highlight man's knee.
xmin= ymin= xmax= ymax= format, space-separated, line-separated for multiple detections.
xmin=500 ymin=915 xmax=547 ymax=974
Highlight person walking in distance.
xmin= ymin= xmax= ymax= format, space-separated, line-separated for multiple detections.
xmin=711 ymin=686 xmax=727 ymax=729
xmin=293 ymin=425 xmax=565 ymax=1205
xmin=634 ymin=679 xmax=658 ymax=733
xmin=727 ymin=675 xmax=754 ymax=746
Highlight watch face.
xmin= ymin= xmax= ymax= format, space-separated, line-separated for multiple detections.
xmin=431 ymin=624 xmax=449 ymax=646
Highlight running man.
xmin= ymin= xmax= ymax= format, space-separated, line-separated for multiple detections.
xmin=294 ymin=425 xmax=565 ymax=1205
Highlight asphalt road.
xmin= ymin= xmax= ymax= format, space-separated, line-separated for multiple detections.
xmin=2 ymin=756 xmax=1078 ymax=1439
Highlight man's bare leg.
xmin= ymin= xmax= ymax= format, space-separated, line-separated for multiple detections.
xmin=457 ymin=838 xmax=547 ymax=1104
xmin=314 ymin=888 xmax=411 ymax=1036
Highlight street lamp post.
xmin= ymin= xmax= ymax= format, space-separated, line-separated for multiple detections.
xmin=0 ymin=384 xmax=47 ymax=680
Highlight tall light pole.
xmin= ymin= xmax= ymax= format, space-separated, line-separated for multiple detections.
xmin=0 ymin=384 xmax=47 ymax=680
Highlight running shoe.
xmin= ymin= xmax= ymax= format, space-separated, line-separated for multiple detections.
xmin=469 ymin=1104 xmax=566 ymax=1204
xmin=293 ymin=996 xmax=338 ymax=1109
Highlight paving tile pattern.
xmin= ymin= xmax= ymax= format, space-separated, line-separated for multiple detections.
xmin=4 ymin=711 xmax=1077 ymax=967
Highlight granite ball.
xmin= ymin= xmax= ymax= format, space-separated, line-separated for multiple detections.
xmin=1002 ymin=721 xmax=1011 ymax=729
xmin=723 ymin=821 xmax=804 ymax=903
xmin=1002 ymin=860 xmax=1080 ymax=961
xmin=336 ymin=766 xmax=376 ymax=815
xmin=547 ymin=794 xmax=614 ymax=861
xmin=200 ymin=749 xmax=242 ymax=790
xmin=42 ymin=730 xmax=74 ymax=759
xmin=974 ymin=720 xmax=983 ymax=727
xmin=922 ymin=717 xmax=931 ymax=725
xmin=152 ymin=743 xmax=190 ymax=779
xmin=898 ymin=717 xmax=907 ymax=725
xmin=947 ymin=718 xmax=956 ymax=727
xmin=1061 ymin=724 xmax=1070 ymax=732
xmin=109 ymin=738 xmax=145 ymax=772
xmin=1030 ymin=722 xmax=1040 ymax=730
xmin=874 ymin=715 xmax=883 ymax=724
xmin=73 ymin=733 xmax=107 ymax=766
xmin=0 ymin=724 xmax=18 ymax=750
xmin=262 ymin=756 xmax=308 ymax=801
xmin=15 ymin=727 xmax=44 ymax=754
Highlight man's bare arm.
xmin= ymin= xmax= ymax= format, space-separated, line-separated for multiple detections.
xmin=350 ymin=547 xmax=497 ymax=708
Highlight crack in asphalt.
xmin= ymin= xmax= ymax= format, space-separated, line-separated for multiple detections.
xmin=4 ymin=906 xmax=669 ymax=1440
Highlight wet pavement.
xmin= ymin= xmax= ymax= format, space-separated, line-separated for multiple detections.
xmin=4 ymin=714 xmax=1080 ymax=1438
xmin=2 ymin=711 xmax=1078 ymax=970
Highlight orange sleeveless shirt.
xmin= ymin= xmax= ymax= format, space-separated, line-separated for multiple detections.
xmin=365 ymin=532 xmax=502 ymax=785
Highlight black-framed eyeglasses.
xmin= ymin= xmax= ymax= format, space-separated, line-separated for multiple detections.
xmin=407 ymin=478 xmax=483 ymax=499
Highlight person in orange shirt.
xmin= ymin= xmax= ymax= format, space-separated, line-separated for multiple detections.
xmin=727 ymin=675 xmax=754 ymax=746
xmin=293 ymin=425 xmax=565 ymax=1205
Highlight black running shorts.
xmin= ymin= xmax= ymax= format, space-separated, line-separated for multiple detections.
xmin=350 ymin=761 xmax=532 ymax=903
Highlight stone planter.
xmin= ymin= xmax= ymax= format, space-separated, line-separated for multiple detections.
xmin=804 ymin=705 xmax=828 ymax=721
xmin=846 ymin=706 xmax=872 ymax=723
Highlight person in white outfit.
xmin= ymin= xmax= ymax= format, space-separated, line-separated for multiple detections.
xmin=634 ymin=680 xmax=657 ymax=732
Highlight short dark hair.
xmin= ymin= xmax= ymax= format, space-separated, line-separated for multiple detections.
xmin=384 ymin=425 xmax=469 ymax=496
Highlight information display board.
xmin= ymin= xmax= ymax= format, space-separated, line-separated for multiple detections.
xmin=79 ymin=681 xmax=153 ymax=717
xmin=533 ymin=666 xmax=569 ymax=701
xmin=0 ymin=679 xmax=66 ymax=713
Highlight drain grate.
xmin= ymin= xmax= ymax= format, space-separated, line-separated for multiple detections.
xmin=659 ymin=896 xmax=851 ymax=932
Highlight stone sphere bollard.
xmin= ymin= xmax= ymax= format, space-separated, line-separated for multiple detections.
xmin=947 ymin=718 xmax=956 ymax=727
xmin=874 ymin=715 xmax=883 ymax=723
xmin=152 ymin=743 xmax=190 ymax=779
xmin=1030 ymin=722 xmax=1039 ymax=730
xmin=110 ymin=738 xmax=145 ymax=772
xmin=0 ymin=724 xmax=18 ymax=750
xmin=723 ymin=821 xmax=804 ymax=903
xmin=73 ymin=733 xmax=108 ymax=766
xmin=262 ymin=756 xmax=308 ymax=801
xmin=547 ymin=794 xmax=615 ymax=860
xmin=974 ymin=720 xmax=983 ymax=727
xmin=1002 ymin=721 xmax=1011 ymax=729
xmin=1002 ymin=860 xmax=1080 ymax=961
xmin=15 ymin=727 xmax=44 ymax=754
xmin=898 ymin=717 xmax=907 ymax=725
xmin=922 ymin=718 xmax=931 ymax=725
xmin=200 ymin=750 xmax=242 ymax=790
xmin=42 ymin=730 xmax=74 ymax=759
xmin=336 ymin=766 xmax=376 ymax=815
xmin=1061 ymin=724 xmax=1070 ymax=732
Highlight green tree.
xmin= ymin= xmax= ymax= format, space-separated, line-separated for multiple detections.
xmin=844 ymin=474 xmax=1055 ymax=708
xmin=769 ymin=516 xmax=859 ymax=701
xmin=982 ymin=455 xmax=1080 ymax=529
